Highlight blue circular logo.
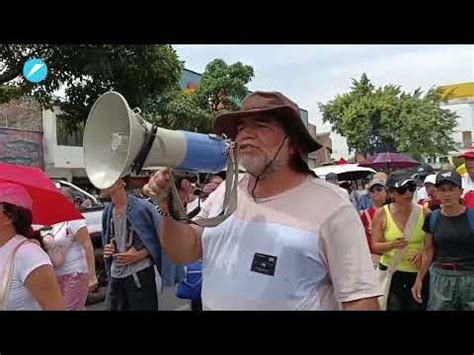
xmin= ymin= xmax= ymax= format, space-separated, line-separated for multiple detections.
xmin=23 ymin=58 xmax=48 ymax=83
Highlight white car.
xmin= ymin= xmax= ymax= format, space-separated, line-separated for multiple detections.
xmin=53 ymin=180 xmax=104 ymax=240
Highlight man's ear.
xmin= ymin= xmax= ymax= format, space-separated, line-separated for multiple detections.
xmin=287 ymin=137 xmax=298 ymax=155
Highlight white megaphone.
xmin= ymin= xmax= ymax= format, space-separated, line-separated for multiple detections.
xmin=83 ymin=91 xmax=229 ymax=190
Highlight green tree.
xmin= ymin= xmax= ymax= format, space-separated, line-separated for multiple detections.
xmin=144 ymin=88 xmax=213 ymax=132
xmin=319 ymin=73 xmax=460 ymax=159
xmin=0 ymin=45 xmax=183 ymax=133
xmin=146 ymin=58 xmax=254 ymax=133
xmin=194 ymin=59 xmax=254 ymax=112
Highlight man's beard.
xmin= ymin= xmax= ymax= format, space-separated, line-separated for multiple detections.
xmin=240 ymin=153 xmax=284 ymax=177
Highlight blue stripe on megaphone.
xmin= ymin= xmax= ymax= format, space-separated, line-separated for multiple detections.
xmin=175 ymin=131 xmax=228 ymax=173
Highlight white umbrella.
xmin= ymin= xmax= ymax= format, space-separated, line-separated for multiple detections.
xmin=313 ymin=164 xmax=376 ymax=180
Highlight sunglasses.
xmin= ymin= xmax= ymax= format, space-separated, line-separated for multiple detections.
xmin=393 ymin=183 xmax=417 ymax=195
xmin=369 ymin=186 xmax=385 ymax=193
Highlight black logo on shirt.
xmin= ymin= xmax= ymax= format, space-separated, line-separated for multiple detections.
xmin=251 ymin=253 xmax=277 ymax=276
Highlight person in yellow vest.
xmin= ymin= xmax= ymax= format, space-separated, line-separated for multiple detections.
xmin=371 ymin=170 xmax=430 ymax=310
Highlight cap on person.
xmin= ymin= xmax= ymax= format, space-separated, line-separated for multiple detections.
xmin=423 ymin=174 xmax=437 ymax=186
xmin=213 ymin=91 xmax=321 ymax=154
xmin=458 ymin=148 xmax=474 ymax=160
xmin=435 ymin=170 xmax=462 ymax=188
xmin=367 ymin=179 xmax=386 ymax=189
xmin=373 ymin=172 xmax=388 ymax=182
xmin=386 ymin=170 xmax=416 ymax=189
xmin=0 ymin=182 xmax=33 ymax=210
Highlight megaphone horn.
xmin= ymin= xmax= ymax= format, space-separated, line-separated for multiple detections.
xmin=83 ymin=91 xmax=229 ymax=190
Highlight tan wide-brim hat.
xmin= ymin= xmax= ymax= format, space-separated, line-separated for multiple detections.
xmin=213 ymin=91 xmax=322 ymax=153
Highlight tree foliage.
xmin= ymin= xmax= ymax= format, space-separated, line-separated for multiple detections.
xmin=319 ymin=73 xmax=460 ymax=159
xmin=0 ymin=44 xmax=183 ymax=133
xmin=145 ymin=58 xmax=254 ymax=133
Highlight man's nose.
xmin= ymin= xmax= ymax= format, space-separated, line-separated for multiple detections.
xmin=236 ymin=127 xmax=256 ymax=141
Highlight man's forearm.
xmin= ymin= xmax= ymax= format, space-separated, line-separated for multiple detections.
xmin=160 ymin=217 xmax=202 ymax=264
xmin=84 ymin=244 xmax=97 ymax=277
xmin=342 ymin=297 xmax=380 ymax=310
xmin=416 ymin=249 xmax=434 ymax=283
xmin=373 ymin=241 xmax=394 ymax=254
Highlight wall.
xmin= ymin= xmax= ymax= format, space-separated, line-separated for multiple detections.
xmin=0 ymin=128 xmax=44 ymax=167
xmin=310 ymin=132 xmax=332 ymax=167
xmin=42 ymin=108 xmax=87 ymax=180
xmin=0 ymin=96 xmax=44 ymax=168
xmin=0 ymin=96 xmax=43 ymax=131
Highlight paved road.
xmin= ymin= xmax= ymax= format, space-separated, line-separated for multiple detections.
xmin=86 ymin=285 xmax=191 ymax=311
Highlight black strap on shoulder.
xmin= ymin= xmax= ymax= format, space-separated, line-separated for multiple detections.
xmin=131 ymin=124 xmax=158 ymax=174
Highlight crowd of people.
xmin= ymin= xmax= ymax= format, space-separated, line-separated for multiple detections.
xmin=1 ymin=90 xmax=474 ymax=311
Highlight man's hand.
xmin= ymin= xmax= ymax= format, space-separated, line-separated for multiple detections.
xmin=411 ymin=279 xmax=423 ymax=304
xmin=103 ymin=239 xmax=116 ymax=259
xmin=143 ymin=168 xmax=172 ymax=201
xmin=392 ymin=238 xmax=409 ymax=250
xmin=113 ymin=247 xmax=149 ymax=266
xmin=88 ymin=274 xmax=99 ymax=292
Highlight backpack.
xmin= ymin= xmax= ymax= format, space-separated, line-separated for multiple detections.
xmin=428 ymin=208 xmax=474 ymax=234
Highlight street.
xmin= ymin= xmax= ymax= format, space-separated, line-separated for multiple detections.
xmin=86 ymin=285 xmax=191 ymax=311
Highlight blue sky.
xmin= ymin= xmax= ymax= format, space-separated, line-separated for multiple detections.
xmin=174 ymin=45 xmax=474 ymax=158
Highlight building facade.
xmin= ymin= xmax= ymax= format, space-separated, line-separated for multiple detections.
xmin=426 ymin=82 xmax=474 ymax=168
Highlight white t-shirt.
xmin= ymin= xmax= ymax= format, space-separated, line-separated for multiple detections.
xmin=50 ymin=219 xmax=88 ymax=276
xmin=197 ymin=175 xmax=381 ymax=310
xmin=415 ymin=186 xmax=428 ymax=202
xmin=0 ymin=235 xmax=52 ymax=310
xmin=462 ymin=173 xmax=474 ymax=194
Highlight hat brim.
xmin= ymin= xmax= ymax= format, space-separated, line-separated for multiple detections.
xmin=368 ymin=182 xmax=385 ymax=189
xmin=458 ymin=150 xmax=474 ymax=159
xmin=435 ymin=179 xmax=462 ymax=188
xmin=387 ymin=178 xmax=416 ymax=189
xmin=213 ymin=105 xmax=322 ymax=153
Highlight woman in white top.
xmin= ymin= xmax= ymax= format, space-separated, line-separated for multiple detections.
xmin=41 ymin=188 xmax=97 ymax=310
xmin=0 ymin=182 xmax=64 ymax=310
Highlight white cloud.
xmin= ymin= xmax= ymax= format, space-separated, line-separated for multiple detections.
xmin=174 ymin=45 xmax=474 ymax=158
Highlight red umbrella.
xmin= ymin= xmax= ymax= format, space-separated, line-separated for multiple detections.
xmin=359 ymin=152 xmax=420 ymax=170
xmin=337 ymin=158 xmax=348 ymax=165
xmin=0 ymin=163 xmax=83 ymax=225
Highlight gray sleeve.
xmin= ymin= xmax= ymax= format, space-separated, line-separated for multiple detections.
xmin=319 ymin=205 xmax=382 ymax=303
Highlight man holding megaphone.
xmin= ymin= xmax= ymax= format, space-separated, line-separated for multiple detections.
xmin=144 ymin=91 xmax=382 ymax=310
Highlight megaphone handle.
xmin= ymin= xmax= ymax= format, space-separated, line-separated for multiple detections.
xmin=167 ymin=171 xmax=190 ymax=221
xmin=131 ymin=124 xmax=158 ymax=174
xmin=152 ymin=136 xmax=239 ymax=227
xmin=190 ymin=144 xmax=239 ymax=227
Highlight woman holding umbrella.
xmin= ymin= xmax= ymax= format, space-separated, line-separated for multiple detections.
xmin=0 ymin=182 xmax=65 ymax=310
